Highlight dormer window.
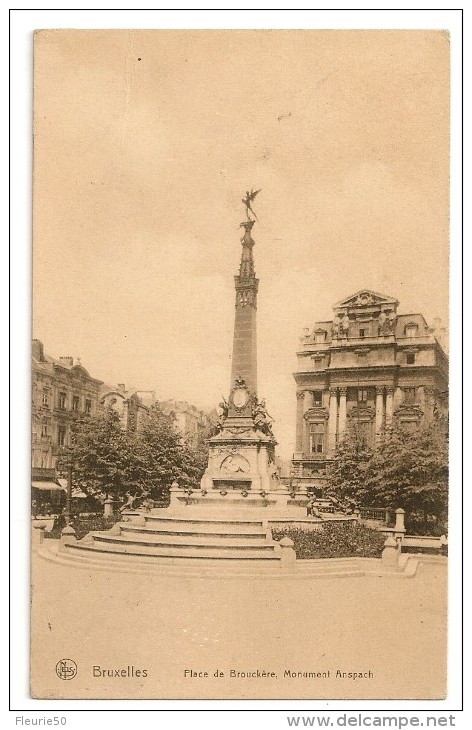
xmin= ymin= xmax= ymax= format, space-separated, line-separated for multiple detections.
xmin=314 ymin=329 xmax=327 ymax=344
xmin=405 ymin=323 xmax=419 ymax=338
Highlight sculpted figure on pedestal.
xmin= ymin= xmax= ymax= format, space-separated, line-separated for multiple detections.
xmin=252 ymin=397 xmax=274 ymax=436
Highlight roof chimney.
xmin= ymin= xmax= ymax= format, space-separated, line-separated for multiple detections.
xmin=32 ymin=339 xmax=45 ymax=361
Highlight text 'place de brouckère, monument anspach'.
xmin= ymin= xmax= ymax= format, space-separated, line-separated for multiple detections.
xmin=57 ymin=191 xmax=309 ymax=569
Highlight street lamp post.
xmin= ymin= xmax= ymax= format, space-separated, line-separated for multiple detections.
xmin=57 ymin=449 xmax=74 ymax=526
xmin=66 ymin=464 xmax=72 ymax=526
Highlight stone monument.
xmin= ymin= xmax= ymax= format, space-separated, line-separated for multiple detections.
xmin=170 ymin=191 xmax=290 ymax=513
xmin=57 ymin=191 xmax=297 ymax=567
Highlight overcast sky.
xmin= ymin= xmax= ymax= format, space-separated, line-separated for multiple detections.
xmin=33 ymin=30 xmax=449 ymax=458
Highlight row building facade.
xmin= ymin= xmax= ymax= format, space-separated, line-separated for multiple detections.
xmin=32 ymin=339 xmax=209 ymax=488
xmin=32 ymin=339 xmax=103 ymax=475
xmin=292 ymin=290 xmax=448 ymax=494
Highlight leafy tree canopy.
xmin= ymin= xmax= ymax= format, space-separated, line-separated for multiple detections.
xmin=59 ymin=403 xmax=211 ymax=503
xmin=326 ymin=416 xmax=448 ymax=526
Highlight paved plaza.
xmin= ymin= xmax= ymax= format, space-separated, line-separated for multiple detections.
xmin=31 ymin=549 xmax=447 ymax=700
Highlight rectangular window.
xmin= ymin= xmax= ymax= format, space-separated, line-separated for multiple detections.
xmin=42 ymin=389 xmax=50 ymax=407
xmin=309 ymin=423 xmax=324 ymax=454
xmin=358 ymin=388 xmax=368 ymax=403
xmin=313 ymin=391 xmax=322 ymax=407
xmin=85 ymin=399 xmax=92 ymax=414
xmin=72 ymin=395 xmax=80 ymax=411
xmin=58 ymin=392 xmax=66 ymax=410
xmin=404 ymin=388 xmax=416 ymax=404
xmin=405 ymin=324 xmax=418 ymax=338
xmin=406 ymin=353 xmax=415 ymax=365
xmin=357 ymin=421 xmax=373 ymax=447
xmin=401 ymin=420 xmax=418 ymax=433
xmin=359 ymin=328 xmax=366 ymax=338
xmin=58 ymin=426 xmax=66 ymax=446
xmin=41 ymin=422 xmax=48 ymax=436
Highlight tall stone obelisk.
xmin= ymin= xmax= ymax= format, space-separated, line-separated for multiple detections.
xmin=195 ymin=192 xmax=285 ymax=507
xmin=230 ymin=219 xmax=258 ymax=397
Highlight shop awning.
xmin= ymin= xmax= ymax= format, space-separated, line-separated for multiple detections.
xmin=32 ymin=481 xmax=65 ymax=491
xmin=57 ymin=478 xmax=88 ymax=498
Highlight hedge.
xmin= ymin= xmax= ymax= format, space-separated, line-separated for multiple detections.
xmin=272 ymin=521 xmax=385 ymax=559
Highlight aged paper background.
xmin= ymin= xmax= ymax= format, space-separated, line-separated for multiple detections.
xmin=31 ymin=29 xmax=449 ymax=701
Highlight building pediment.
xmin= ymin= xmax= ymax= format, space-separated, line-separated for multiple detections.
xmin=348 ymin=405 xmax=375 ymax=421
xmin=334 ymin=290 xmax=399 ymax=310
xmin=394 ymin=405 xmax=424 ymax=420
xmin=303 ymin=407 xmax=329 ymax=422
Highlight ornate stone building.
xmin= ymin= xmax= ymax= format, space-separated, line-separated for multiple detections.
xmin=292 ymin=290 xmax=448 ymax=493
xmin=32 ymin=339 xmax=103 ymax=475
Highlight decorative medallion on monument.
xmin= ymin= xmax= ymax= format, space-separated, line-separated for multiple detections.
xmin=230 ymin=377 xmax=251 ymax=412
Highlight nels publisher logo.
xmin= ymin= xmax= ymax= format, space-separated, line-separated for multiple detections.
xmin=56 ymin=659 xmax=77 ymax=680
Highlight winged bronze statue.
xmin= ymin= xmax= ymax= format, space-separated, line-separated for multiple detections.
xmin=242 ymin=188 xmax=261 ymax=220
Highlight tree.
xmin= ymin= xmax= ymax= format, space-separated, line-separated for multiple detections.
xmin=137 ymin=403 xmax=194 ymax=498
xmin=60 ymin=406 xmax=145 ymax=502
xmin=181 ymin=419 xmax=213 ymax=486
xmin=363 ymin=417 xmax=448 ymax=529
xmin=327 ymin=416 xmax=448 ymax=530
xmin=62 ymin=403 xmax=213 ymax=506
xmin=325 ymin=424 xmax=374 ymax=505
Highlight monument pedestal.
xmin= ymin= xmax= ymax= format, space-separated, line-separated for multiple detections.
xmin=169 ymin=412 xmax=291 ymax=516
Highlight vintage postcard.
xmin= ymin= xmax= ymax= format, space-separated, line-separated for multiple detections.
xmin=31 ymin=29 xmax=450 ymax=701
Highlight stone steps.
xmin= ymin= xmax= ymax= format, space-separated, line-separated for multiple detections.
xmin=39 ymin=542 xmax=418 ymax=579
xmin=45 ymin=544 xmax=282 ymax=573
xmin=121 ymin=522 xmax=268 ymax=539
xmin=90 ymin=531 xmax=279 ymax=551
xmin=66 ymin=540 xmax=282 ymax=562
xmin=60 ymin=512 xmax=286 ymax=565
xmin=144 ymin=514 xmax=266 ymax=531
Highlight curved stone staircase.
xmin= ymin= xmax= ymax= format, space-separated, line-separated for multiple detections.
xmin=59 ymin=513 xmax=286 ymax=568
xmin=35 ymin=509 xmax=419 ymax=579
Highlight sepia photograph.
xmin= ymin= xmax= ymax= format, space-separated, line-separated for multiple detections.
xmin=27 ymin=25 xmax=453 ymax=703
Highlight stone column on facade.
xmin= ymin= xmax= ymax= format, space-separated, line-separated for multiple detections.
xmin=295 ymin=392 xmax=305 ymax=457
xmin=302 ymin=390 xmax=314 ymax=455
xmin=418 ymin=386 xmax=426 ymax=410
xmin=375 ymin=386 xmax=385 ymax=443
xmin=393 ymin=386 xmax=402 ymax=414
xmin=303 ymin=390 xmax=313 ymax=412
xmin=385 ymin=387 xmax=394 ymax=428
xmin=328 ymin=388 xmax=338 ymax=454
xmin=338 ymin=388 xmax=347 ymax=441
